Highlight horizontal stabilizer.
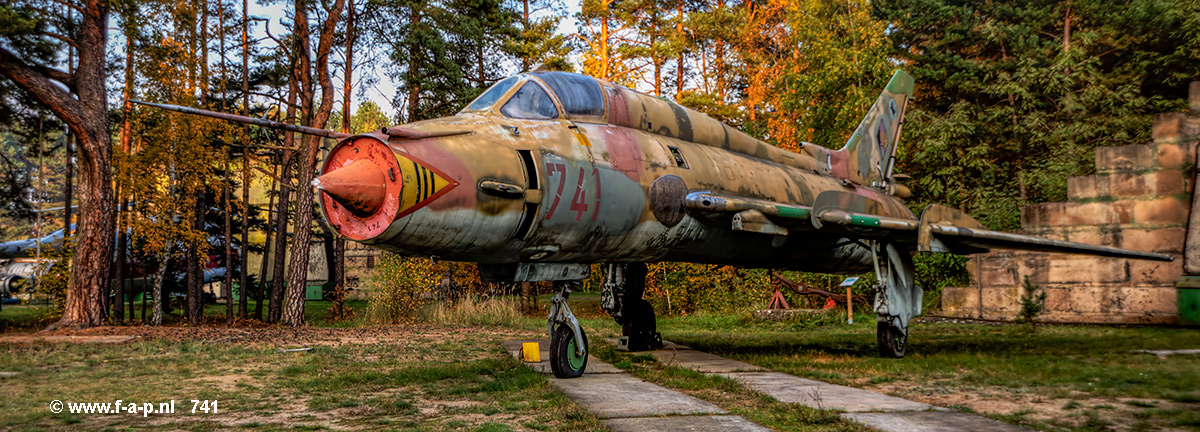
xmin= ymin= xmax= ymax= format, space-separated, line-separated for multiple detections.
xmin=925 ymin=224 xmax=1174 ymax=261
xmin=684 ymin=194 xmax=1175 ymax=262
xmin=917 ymin=204 xmax=1173 ymax=261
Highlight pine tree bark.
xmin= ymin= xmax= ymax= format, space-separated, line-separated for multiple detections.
xmin=187 ymin=197 xmax=204 ymax=325
xmin=150 ymin=246 xmax=170 ymax=326
xmin=257 ymin=162 xmax=277 ymax=321
xmin=282 ymin=0 xmax=346 ymax=327
xmin=223 ymin=154 xmax=234 ymax=325
xmin=239 ymin=0 xmax=253 ymax=320
xmin=675 ymin=0 xmax=684 ymax=97
xmin=269 ymin=151 xmax=292 ymax=323
xmin=269 ymin=75 xmax=297 ymax=323
xmin=327 ymin=0 xmax=355 ymax=320
xmin=0 ymin=0 xmax=114 ymax=330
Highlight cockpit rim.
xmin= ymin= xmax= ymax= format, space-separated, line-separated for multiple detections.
xmin=458 ymin=72 xmax=609 ymax=125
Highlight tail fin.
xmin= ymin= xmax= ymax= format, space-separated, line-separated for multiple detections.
xmin=836 ymin=70 xmax=914 ymax=186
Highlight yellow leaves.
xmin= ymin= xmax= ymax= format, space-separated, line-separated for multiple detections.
xmin=363 ymin=255 xmax=497 ymax=324
xmin=643 ymin=263 xmax=771 ymax=315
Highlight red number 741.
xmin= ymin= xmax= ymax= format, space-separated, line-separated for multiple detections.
xmin=544 ymin=163 xmax=601 ymax=221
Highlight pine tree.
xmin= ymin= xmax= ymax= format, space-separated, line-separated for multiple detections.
xmin=878 ymin=0 xmax=1200 ymax=229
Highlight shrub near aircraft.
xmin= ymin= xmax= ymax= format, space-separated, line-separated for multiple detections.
xmin=136 ymin=69 xmax=1172 ymax=378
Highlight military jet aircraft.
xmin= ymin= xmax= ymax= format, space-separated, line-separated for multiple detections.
xmin=135 ymin=69 xmax=1171 ymax=378
xmin=1 ymin=225 xmax=235 ymax=306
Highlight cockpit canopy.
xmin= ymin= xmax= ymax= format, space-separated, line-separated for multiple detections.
xmin=461 ymin=72 xmax=607 ymax=122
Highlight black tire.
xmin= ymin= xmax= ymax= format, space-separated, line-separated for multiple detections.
xmin=877 ymin=321 xmax=907 ymax=358
xmin=550 ymin=325 xmax=588 ymax=378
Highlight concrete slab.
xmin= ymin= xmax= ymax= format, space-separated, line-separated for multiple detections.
xmin=501 ymin=339 xmax=624 ymax=374
xmin=602 ymin=415 xmax=773 ymax=432
xmin=651 ymin=349 xmax=765 ymax=373
xmin=604 ymin=338 xmax=691 ymax=350
xmin=718 ymin=372 xmax=934 ymax=412
xmin=550 ymin=373 xmax=727 ymax=419
xmin=842 ymin=411 xmax=1035 ymax=432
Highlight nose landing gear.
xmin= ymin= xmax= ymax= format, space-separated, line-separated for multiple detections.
xmin=547 ymin=281 xmax=589 ymax=378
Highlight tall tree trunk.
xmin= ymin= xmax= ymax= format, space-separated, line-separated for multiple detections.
xmin=124 ymin=216 xmax=133 ymax=321
xmin=64 ymin=30 xmax=74 ymax=236
xmin=64 ymin=135 xmax=74 ymax=232
xmin=652 ymin=32 xmax=661 ymax=95
xmin=150 ymin=246 xmax=170 ymax=326
xmin=199 ymin=0 xmax=209 ymax=103
xmin=187 ymin=197 xmax=204 ymax=325
xmin=239 ymin=0 xmax=251 ymax=318
xmin=113 ymin=29 xmax=134 ymax=322
xmin=327 ymin=0 xmax=355 ymax=320
xmin=239 ymin=157 xmax=250 ymax=319
xmin=601 ymin=13 xmax=609 ymax=79
xmin=521 ymin=0 xmax=529 ymax=71
xmin=283 ymin=0 xmax=346 ymax=326
xmin=111 ymin=191 xmax=124 ymax=321
xmin=406 ymin=6 xmax=421 ymax=122
xmin=520 ymin=282 xmax=533 ymax=314
xmin=675 ymin=0 xmax=684 ymax=96
xmin=0 ymin=0 xmax=115 ymax=330
xmin=216 ymin=0 xmax=234 ymax=326
xmin=257 ymin=161 xmax=277 ymax=321
xmin=269 ymin=74 xmax=298 ymax=323
xmin=269 ymin=151 xmax=292 ymax=323
xmin=223 ymin=154 xmax=234 ymax=325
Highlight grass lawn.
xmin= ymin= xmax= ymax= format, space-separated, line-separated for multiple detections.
xmin=3 ymin=295 xmax=1199 ymax=432
xmin=0 ymin=300 xmax=371 ymax=331
xmin=604 ymin=312 xmax=1200 ymax=432
xmin=516 ymin=293 xmax=1200 ymax=431
xmin=0 ymin=323 xmax=601 ymax=431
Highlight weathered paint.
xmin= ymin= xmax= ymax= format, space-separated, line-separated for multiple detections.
xmin=313 ymin=72 xmax=917 ymax=273
xmin=310 ymin=69 xmax=1166 ymax=275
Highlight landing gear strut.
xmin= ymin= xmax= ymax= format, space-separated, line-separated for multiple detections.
xmin=547 ymin=281 xmax=588 ymax=378
xmin=600 ymin=262 xmax=663 ymax=351
xmin=871 ymin=241 xmax=921 ymax=359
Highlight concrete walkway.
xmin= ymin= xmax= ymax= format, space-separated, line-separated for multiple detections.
xmin=648 ymin=342 xmax=1033 ymax=432
xmin=502 ymin=340 xmax=772 ymax=432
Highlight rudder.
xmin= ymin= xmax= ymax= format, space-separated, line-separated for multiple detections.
xmin=834 ymin=70 xmax=914 ymax=186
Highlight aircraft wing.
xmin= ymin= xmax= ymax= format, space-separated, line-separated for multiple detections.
xmin=683 ymin=191 xmax=1174 ymax=262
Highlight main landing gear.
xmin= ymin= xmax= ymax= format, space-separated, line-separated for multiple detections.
xmin=871 ymin=241 xmax=922 ymax=358
xmin=547 ymin=281 xmax=588 ymax=378
xmin=601 ymin=262 xmax=663 ymax=352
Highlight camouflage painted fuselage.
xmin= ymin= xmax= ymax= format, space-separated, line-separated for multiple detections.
xmin=318 ymin=72 xmax=913 ymax=275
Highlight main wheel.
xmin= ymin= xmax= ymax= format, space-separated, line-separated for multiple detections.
xmin=550 ymin=325 xmax=588 ymax=378
xmin=877 ymin=321 xmax=907 ymax=358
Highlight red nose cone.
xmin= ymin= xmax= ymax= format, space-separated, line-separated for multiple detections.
xmin=315 ymin=159 xmax=387 ymax=217
xmin=319 ymin=136 xmax=404 ymax=241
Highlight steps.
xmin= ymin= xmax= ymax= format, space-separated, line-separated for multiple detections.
xmin=942 ymin=85 xmax=1200 ymax=323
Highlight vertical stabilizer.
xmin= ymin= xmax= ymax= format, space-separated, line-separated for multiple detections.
xmin=834 ymin=70 xmax=914 ymax=186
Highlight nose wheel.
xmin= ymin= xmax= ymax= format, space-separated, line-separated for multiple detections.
xmin=547 ymin=281 xmax=588 ymax=378
xmin=550 ymin=324 xmax=588 ymax=378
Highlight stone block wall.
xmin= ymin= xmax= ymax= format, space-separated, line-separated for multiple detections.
xmin=941 ymin=84 xmax=1200 ymax=323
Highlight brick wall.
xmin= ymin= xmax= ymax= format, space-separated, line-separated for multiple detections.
xmin=941 ymin=84 xmax=1200 ymax=323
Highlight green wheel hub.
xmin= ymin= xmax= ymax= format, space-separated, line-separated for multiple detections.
xmin=550 ymin=324 xmax=588 ymax=378
xmin=566 ymin=334 xmax=586 ymax=371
